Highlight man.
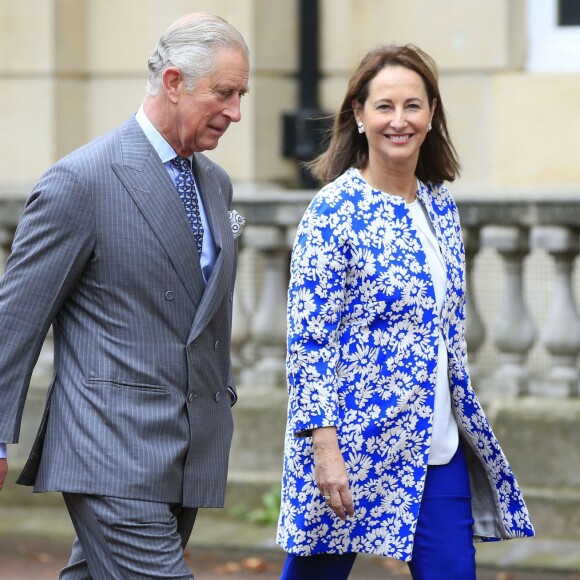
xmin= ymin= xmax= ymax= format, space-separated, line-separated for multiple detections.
xmin=0 ymin=12 xmax=249 ymax=578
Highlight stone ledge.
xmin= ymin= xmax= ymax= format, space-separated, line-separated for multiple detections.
xmin=0 ymin=504 xmax=579 ymax=574
xmin=0 ymin=465 xmax=282 ymax=511
xmin=475 ymin=537 xmax=580 ymax=573
xmin=523 ymin=486 xmax=580 ymax=539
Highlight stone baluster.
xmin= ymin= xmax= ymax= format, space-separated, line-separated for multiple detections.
xmin=482 ymin=225 xmax=535 ymax=395
xmin=230 ymin=246 xmax=250 ymax=380
xmin=0 ymin=226 xmax=14 ymax=274
xmin=462 ymin=226 xmax=485 ymax=371
xmin=243 ymin=225 xmax=289 ymax=387
xmin=532 ymin=226 xmax=580 ymax=397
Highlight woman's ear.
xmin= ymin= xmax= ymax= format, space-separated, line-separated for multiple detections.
xmin=352 ymin=100 xmax=362 ymax=123
xmin=430 ymin=98 xmax=438 ymax=123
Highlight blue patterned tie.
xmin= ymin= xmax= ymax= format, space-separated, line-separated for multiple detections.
xmin=172 ymin=156 xmax=204 ymax=256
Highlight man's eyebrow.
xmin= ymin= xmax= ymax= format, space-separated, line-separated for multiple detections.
xmin=215 ymin=82 xmax=249 ymax=95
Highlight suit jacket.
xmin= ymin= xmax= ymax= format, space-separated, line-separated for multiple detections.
xmin=0 ymin=116 xmax=239 ymax=508
xmin=277 ymin=168 xmax=534 ymax=561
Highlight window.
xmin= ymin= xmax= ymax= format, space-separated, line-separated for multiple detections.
xmin=528 ymin=0 xmax=580 ymax=71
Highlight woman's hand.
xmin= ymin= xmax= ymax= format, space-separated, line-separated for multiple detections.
xmin=312 ymin=426 xmax=355 ymax=520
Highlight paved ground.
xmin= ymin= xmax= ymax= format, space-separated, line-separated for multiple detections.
xmin=1 ymin=536 xmax=580 ymax=579
xmin=0 ymin=503 xmax=579 ymax=578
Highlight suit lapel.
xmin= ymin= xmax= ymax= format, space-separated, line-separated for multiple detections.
xmin=111 ymin=118 xmax=205 ymax=307
xmin=188 ymin=154 xmax=234 ymax=342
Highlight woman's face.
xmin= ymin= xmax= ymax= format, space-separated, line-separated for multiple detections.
xmin=354 ymin=65 xmax=435 ymax=172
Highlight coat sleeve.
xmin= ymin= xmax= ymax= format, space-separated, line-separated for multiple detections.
xmin=0 ymin=161 xmax=95 ymax=442
xmin=286 ymin=193 xmax=350 ymax=437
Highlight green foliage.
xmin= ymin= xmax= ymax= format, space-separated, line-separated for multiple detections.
xmin=230 ymin=485 xmax=281 ymax=525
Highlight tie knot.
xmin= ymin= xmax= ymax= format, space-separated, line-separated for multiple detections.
xmin=172 ymin=156 xmax=191 ymax=172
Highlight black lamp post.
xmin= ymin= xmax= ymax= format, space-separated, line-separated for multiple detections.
xmin=282 ymin=0 xmax=331 ymax=188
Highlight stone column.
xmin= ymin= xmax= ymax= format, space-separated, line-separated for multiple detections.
xmin=532 ymin=226 xmax=580 ymax=397
xmin=483 ymin=225 xmax=535 ymax=395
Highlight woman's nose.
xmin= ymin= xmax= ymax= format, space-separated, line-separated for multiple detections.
xmin=390 ymin=109 xmax=406 ymax=129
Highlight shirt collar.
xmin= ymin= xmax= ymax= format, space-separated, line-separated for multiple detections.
xmin=135 ymin=106 xmax=193 ymax=165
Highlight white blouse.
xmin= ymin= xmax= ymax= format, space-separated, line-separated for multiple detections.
xmin=406 ymin=197 xmax=459 ymax=465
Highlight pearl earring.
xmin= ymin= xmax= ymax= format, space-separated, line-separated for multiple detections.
xmin=357 ymin=121 xmax=365 ymax=134
xmin=427 ymin=122 xmax=432 ymax=132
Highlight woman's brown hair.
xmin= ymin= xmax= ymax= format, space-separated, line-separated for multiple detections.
xmin=307 ymin=44 xmax=461 ymax=185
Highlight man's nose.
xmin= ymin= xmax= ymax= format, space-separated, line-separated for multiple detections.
xmin=225 ymin=95 xmax=242 ymax=122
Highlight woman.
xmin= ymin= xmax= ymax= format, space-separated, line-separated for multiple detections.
xmin=277 ymin=44 xmax=534 ymax=579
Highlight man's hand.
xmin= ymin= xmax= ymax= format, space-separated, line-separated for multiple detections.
xmin=312 ymin=427 xmax=355 ymax=520
xmin=0 ymin=458 xmax=7 ymax=492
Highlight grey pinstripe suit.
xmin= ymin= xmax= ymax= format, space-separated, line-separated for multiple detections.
xmin=0 ymin=115 xmax=238 ymax=509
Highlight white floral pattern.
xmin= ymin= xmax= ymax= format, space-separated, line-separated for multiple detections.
xmin=277 ymin=168 xmax=534 ymax=562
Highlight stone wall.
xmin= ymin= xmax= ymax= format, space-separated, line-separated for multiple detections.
xmin=1 ymin=1 xmax=580 ymax=192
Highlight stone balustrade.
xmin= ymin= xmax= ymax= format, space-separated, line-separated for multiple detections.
xmin=2 ymin=186 xmax=580 ymax=538
xmin=231 ymin=188 xmax=580 ymax=401
xmin=2 ymin=188 xmax=580 ymax=400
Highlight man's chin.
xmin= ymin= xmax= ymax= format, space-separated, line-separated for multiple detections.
xmin=202 ymin=141 xmax=220 ymax=152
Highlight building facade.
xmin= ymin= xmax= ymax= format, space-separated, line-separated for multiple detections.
xmin=1 ymin=0 xmax=579 ymax=192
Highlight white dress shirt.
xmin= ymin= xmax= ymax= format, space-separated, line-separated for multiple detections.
xmin=406 ymin=196 xmax=459 ymax=465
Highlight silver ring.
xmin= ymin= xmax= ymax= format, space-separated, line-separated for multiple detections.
xmin=323 ymin=495 xmax=331 ymax=500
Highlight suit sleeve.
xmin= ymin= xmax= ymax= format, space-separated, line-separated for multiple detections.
xmin=0 ymin=161 xmax=95 ymax=443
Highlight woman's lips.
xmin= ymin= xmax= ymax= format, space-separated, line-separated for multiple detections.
xmin=386 ymin=134 xmax=412 ymax=143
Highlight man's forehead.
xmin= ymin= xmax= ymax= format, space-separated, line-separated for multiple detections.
xmin=211 ymin=59 xmax=249 ymax=87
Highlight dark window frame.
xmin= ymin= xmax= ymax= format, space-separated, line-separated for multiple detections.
xmin=559 ymin=0 xmax=580 ymax=26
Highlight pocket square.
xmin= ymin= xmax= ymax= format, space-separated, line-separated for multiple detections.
xmin=228 ymin=209 xmax=245 ymax=239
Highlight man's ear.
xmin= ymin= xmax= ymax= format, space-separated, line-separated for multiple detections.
xmin=163 ymin=67 xmax=181 ymax=104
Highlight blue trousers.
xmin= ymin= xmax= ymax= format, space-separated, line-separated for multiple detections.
xmin=281 ymin=444 xmax=476 ymax=579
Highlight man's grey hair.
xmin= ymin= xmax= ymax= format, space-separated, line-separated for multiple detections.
xmin=146 ymin=13 xmax=249 ymax=95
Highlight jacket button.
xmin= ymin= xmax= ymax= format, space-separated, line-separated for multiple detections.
xmin=214 ymin=392 xmax=221 ymax=402
xmin=214 ymin=340 xmax=220 ymax=350
xmin=187 ymin=392 xmax=197 ymax=403
xmin=165 ymin=291 xmax=174 ymax=301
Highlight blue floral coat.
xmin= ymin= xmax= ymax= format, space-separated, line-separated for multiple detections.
xmin=277 ymin=168 xmax=534 ymax=561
